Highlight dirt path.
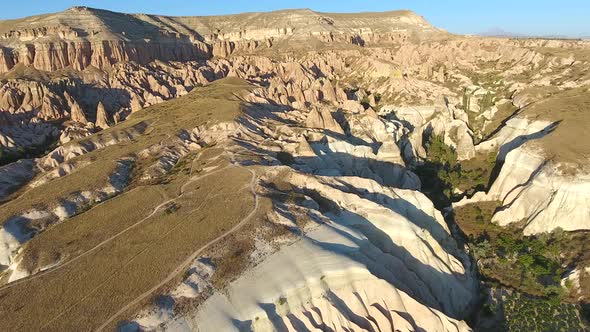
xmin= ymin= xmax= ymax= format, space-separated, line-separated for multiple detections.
xmin=39 ymin=184 xmax=233 ymax=330
xmin=96 ymin=165 xmax=259 ymax=331
xmin=0 ymin=147 xmax=261 ymax=331
xmin=0 ymin=153 xmax=229 ymax=292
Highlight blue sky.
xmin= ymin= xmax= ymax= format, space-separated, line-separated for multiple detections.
xmin=1 ymin=1 xmax=589 ymax=37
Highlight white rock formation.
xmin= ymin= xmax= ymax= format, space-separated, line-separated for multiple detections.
xmin=469 ymin=145 xmax=590 ymax=235
xmin=305 ymin=107 xmax=344 ymax=134
xmin=380 ymin=103 xmax=476 ymax=163
xmin=455 ymin=116 xmax=590 ymax=234
xmin=475 ymin=117 xmax=556 ymax=159
xmin=156 ymin=172 xmax=475 ymax=331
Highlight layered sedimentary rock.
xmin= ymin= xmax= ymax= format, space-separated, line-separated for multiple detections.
xmin=0 ymin=79 xmax=478 ymax=331
xmin=487 ymin=146 xmax=590 ymax=234
xmin=0 ymin=7 xmax=444 ymax=74
xmin=64 ymin=91 xmax=87 ymax=123
xmin=113 ymin=84 xmax=476 ymax=331
xmin=1 ymin=6 xmax=588 ymax=157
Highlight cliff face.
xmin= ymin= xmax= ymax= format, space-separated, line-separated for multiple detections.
xmin=0 ymin=40 xmax=211 ymax=72
xmin=455 ymin=88 xmax=590 ymax=235
xmin=0 ymin=6 xmax=447 ymax=154
xmin=0 ymin=7 xmax=442 ymax=73
xmin=1 ymin=33 xmax=587 ymax=156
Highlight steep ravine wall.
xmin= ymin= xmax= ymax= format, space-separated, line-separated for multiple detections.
xmin=0 ymin=40 xmax=211 ymax=73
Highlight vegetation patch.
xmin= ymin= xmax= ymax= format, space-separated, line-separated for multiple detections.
xmin=456 ymin=203 xmax=564 ymax=297
xmin=503 ymin=291 xmax=585 ymax=332
xmin=413 ymin=134 xmax=590 ymax=329
xmin=456 ymin=202 xmax=590 ymax=330
xmin=413 ymin=135 xmax=496 ymax=208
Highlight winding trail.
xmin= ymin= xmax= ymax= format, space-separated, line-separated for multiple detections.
xmin=96 ymin=164 xmax=259 ymax=331
xmin=0 ymin=153 xmax=229 ymax=292
xmin=40 ymin=184 xmax=235 ymax=330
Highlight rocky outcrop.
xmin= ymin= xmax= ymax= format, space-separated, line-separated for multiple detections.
xmin=305 ymin=107 xmax=344 ymax=134
xmin=491 ymin=147 xmax=590 ymax=234
xmin=0 ymin=60 xmax=225 ymax=151
xmin=2 ymin=14 xmax=587 ymax=156
xmin=212 ymin=40 xmax=235 ymax=58
xmin=0 ymin=40 xmax=211 ymax=73
xmin=454 ymin=105 xmax=590 ymax=234
xmin=0 ymin=50 xmax=354 ymax=151
xmin=460 ymin=144 xmax=590 ymax=235
xmin=117 ymin=87 xmax=476 ymax=330
xmin=442 ymin=120 xmax=475 ymax=160
xmin=95 ymin=102 xmax=110 ymax=129
xmin=380 ymin=103 xmax=476 ymax=163
xmin=0 ymin=6 xmax=455 ymax=74
xmin=190 ymin=172 xmax=474 ymax=332
xmin=64 ymin=92 xmax=87 ymax=123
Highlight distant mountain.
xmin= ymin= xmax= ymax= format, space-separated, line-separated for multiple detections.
xmin=479 ymin=27 xmax=525 ymax=38
xmin=479 ymin=27 xmax=584 ymax=40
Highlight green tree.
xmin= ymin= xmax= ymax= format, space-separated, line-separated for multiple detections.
xmin=426 ymin=135 xmax=457 ymax=166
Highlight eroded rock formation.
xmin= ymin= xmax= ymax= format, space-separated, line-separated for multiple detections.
xmin=0 ymin=6 xmax=590 ymax=332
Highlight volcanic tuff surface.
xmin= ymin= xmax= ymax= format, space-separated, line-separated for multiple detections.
xmin=0 ymin=6 xmax=439 ymax=73
xmin=0 ymin=6 xmax=589 ymax=332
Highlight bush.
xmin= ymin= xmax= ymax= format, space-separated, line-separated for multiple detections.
xmin=360 ymin=96 xmax=371 ymax=108
xmin=479 ymin=92 xmax=494 ymax=112
xmin=483 ymin=302 xmax=497 ymax=316
xmin=164 ymin=203 xmax=180 ymax=214
xmin=518 ymin=254 xmax=534 ymax=267
xmin=503 ymin=292 xmax=585 ymax=332
xmin=426 ymin=135 xmax=457 ymax=166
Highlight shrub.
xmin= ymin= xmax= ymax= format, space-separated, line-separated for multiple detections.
xmin=479 ymin=92 xmax=494 ymax=112
xmin=483 ymin=302 xmax=497 ymax=316
xmin=164 ymin=203 xmax=180 ymax=214
xmin=360 ymin=96 xmax=371 ymax=108
xmin=426 ymin=135 xmax=457 ymax=166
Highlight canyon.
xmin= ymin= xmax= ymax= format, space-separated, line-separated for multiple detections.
xmin=0 ymin=6 xmax=589 ymax=332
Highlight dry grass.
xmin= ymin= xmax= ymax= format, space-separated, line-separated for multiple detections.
xmin=0 ymin=159 xmax=122 ymax=227
xmin=534 ymin=46 xmax=590 ymax=63
xmin=0 ymin=63 xmax=88 ymax=81
xmin=521 ymin=87 xmax=590 ymax=171
xmin=0 ymin=147 xmax=257 ymax=331
xmin=454 ymin=201 xmax=501 ymax=238
xmin=0 ymin=78 xmax=268 ymax=331
xmin=0 ymin=77 xmax=253 ymax=223
xmin=18 ymin=186 xmax=166 ymax=273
